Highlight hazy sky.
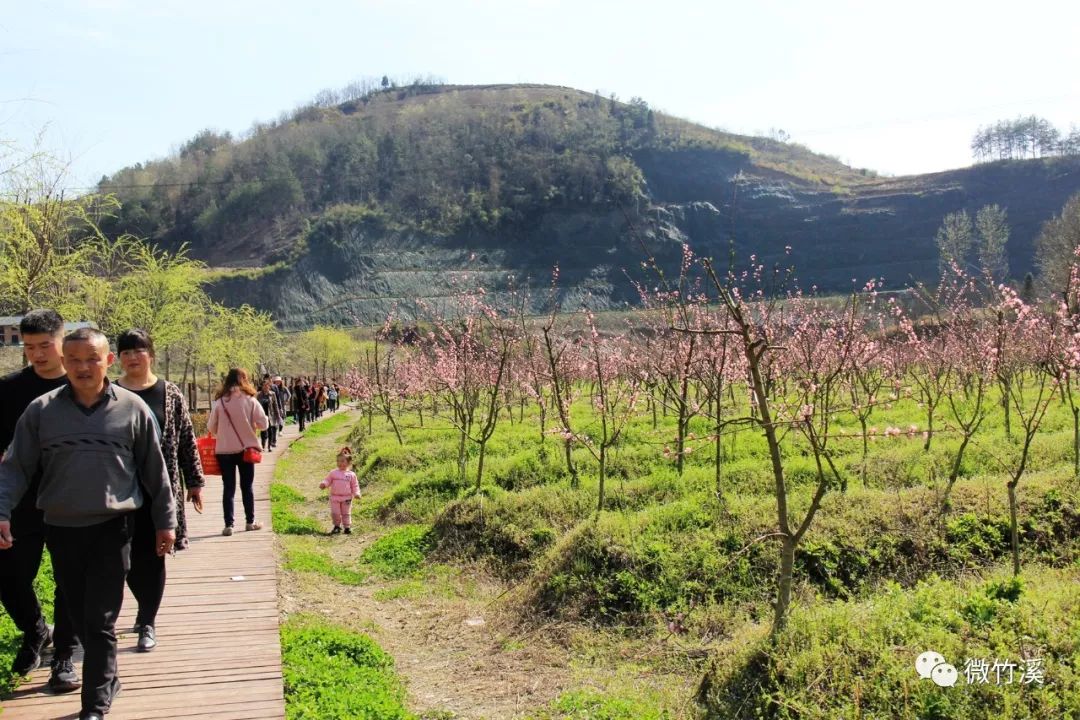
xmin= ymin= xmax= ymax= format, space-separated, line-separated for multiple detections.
xmin=3 ymin=0 xmax=1078 ymax=188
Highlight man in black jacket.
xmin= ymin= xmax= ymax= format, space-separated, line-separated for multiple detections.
xmin=0 ymin=310 xmax=80 ymax=691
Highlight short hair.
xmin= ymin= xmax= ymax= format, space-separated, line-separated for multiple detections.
xmin=63 ymin=327 xmax=110 ymax=349
xmin=20 ymin=309 xmax=64 ymax=337
xmin=117 ymin=328 xmax=155 ymax=356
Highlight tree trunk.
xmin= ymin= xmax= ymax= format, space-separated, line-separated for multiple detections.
xmin=1073 ymin=407 xmax=1079 ymax=479
xmin=1008 ymin=480 xmax=1020 ymax=577
xmin=940 ymin=432 xmax=973 ymax=515
xmin=597 ymin=443 xmax=606 ymax=514
xmin=457 ymin=430 xmax=468 ymax=485
xmin=676 ymin=414 xmax=686 ymax=475
xmin=772 ymin=536 xmax=796 ymax=638
xmin=476 ymin=441 xmax=487 ymax=491
xmin=923 ymin=403 xmax=934 ymax=451
xmin=859 ymin=416 xmax=868 ymax=486
xmin=564 ymin=439 xmax=578 ymax=488
xmin=1001 ymin=380 xmax=1012 ymax=439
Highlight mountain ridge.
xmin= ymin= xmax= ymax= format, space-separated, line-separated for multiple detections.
xmin=94 ymin=84 xmax=1080 ymax=328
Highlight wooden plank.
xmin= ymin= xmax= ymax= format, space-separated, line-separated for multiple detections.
xmin=0 ymin=421 xmax=312 ymax=720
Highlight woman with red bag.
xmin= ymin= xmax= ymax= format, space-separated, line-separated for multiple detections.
xmin=207 ymin=369 xmax=269 ymax=536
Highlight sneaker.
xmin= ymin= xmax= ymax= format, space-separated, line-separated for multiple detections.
xmin=48 ymin=657 xmax=80 ymax=693
xmin=245 ymin=521 xmax=262 ymax=531
xmin=330 ymin=526 xmax=342 ymax=535
xmin=137 ymin=625 xmax=157 ymax=652
xmin=343 ymin=527 xmax=352 ymax=535
xmin=11 ymin=625 xmax=51 ymax=675
xmin=222 ymin=526 xmax=233 ymax=536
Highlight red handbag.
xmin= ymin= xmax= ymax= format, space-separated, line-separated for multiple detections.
xmin=221 ymin=399 xmax=262 ymax=464
xmin=196 ymin=436 xmax=221 ymax=475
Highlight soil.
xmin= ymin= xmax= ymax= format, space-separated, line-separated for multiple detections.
xmin=278 ymin=554 xmax=573 ymax=719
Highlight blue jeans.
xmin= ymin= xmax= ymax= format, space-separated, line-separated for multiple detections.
xmin=217 ymin=453 xmax=255 ymax=527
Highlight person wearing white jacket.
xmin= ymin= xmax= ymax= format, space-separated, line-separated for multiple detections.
xmin=207 ymin=369 xmax=269 ymax=536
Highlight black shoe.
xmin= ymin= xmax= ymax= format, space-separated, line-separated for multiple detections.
xmin=137 ymin=625 xmax=157 ymax=652
xmin=330 ymin=526 xmax=342 ymax=535
xmin=48 ymin=657 xmax=80 ymax=693
xmin=343 ymin=527 xmax=352 ymax=535
xmin=11 ymin=624 xmax=51 ymax=675
xmin=79 ymin=713 xmax=104 ymax=720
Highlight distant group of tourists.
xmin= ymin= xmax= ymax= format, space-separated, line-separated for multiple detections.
xmin=0 ymin=309 xmax=349 ymax=720
xmin=287 ymin=377 xmax=342 ymax=432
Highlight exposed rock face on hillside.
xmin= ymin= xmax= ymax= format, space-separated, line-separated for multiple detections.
xmin=212 ymin=152 xmax=1080 ymax=328
xmin=94 ymin=83 xmax=1080 ymax=327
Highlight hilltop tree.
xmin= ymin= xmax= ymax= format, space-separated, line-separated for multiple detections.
xmin=975 ymin=204 xmax=1009 ymax=283
xmin=1035 ymin=192 xmax=1080 ymax=300
xmin=935 ymin=210 xmax=974 ymax=276
xmin=972 ymin=115 xmax=1065 ymax=162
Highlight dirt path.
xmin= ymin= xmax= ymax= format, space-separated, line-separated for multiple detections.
xmin=280 ymin=565 xmax=572 ymax=719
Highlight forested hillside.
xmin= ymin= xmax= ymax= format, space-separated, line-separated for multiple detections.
xmin=96 ymin=83 xmax=1080 ymax=328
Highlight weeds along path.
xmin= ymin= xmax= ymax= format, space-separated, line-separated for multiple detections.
xmin=272 ymin=410 xmax=578 ymax=719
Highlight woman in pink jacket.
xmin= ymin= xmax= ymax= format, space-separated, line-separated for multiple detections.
xmin=207 ymin=368 xmax=269 ymax=536
xmin=319 ymin=446 xmax=360 ymax=534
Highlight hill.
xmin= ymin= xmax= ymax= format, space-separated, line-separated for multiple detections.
xmin=96 ymin=83 xmax=1080 ymax=328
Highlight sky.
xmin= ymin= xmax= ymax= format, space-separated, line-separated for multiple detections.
xmin=2 ymin=0 xmax=1079 ymax=189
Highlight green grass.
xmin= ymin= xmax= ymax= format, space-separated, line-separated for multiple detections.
xmin=698 ymin=566 xmax=1080 ymax=719
xmin=283 ymin=543 xmax=368 ymax=585
xmin=271 ymin=483 xmax=323 ymax=535
xmin=281 ymin=616 xmax=414 ymax=720
xmin=0 ymin=554 xmax=57 ymax=696
xmin=526 ymin=689 xmax=673 ymax=719
xmin=272 ymin=387 xmax=1080 ymax=717
xmin=360 ymin=524 xmax=434 ymax=578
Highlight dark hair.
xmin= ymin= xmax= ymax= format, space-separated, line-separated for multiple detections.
xmin=63 ymin=327 xmax=109 ymax=348
xmin=215 ymin=368 xmax=257 ymax=399
xmin=117 ymin=328 xmax=155 ymax=356
xmin=20 ymin=309 xmax=64 ymax=337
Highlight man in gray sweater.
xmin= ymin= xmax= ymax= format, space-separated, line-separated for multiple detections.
xmin=0 ymin=328 xmax=176 ymax=720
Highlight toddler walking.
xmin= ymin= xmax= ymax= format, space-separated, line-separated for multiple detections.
xmin=320 ymin=446 xmax=360 ymax=534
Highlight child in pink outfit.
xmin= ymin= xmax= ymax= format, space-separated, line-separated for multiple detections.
xmin=320 ymin=447 xmax=360 ymax=535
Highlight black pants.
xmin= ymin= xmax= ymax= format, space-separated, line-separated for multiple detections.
xmin=0 ymin=518 xmax=80 ymax=658
xmin=125 ymin=500 xmax=165 ymax=628
xmin=46 ymin=516 xmax=131 ymax=716
xmin=260 ymin=424 xmax=278 ymax=449
xmin=217 ymin=453 xmax=255 ymax=527
xmin=296 ymin=409 xmax=306 ymax=432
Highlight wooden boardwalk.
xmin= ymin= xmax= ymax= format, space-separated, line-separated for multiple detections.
xmin=2 ymin=425 xmax=300 ymax=720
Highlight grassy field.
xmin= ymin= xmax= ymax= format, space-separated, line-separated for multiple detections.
xmin=273 ymin=389 xmax=1080 ymax=718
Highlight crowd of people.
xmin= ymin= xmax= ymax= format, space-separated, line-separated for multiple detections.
xmin=0 ymin=310 xmax=347 ymax=720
